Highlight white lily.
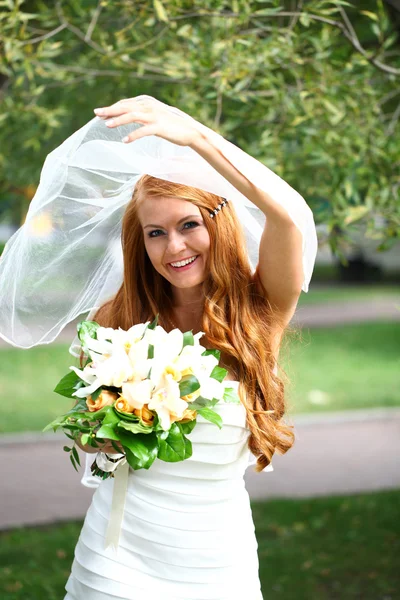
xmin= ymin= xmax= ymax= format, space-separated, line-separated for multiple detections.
xmin=148 ymin=373 xmax=188 ymax=431
xmin=121 ymin=379 xmax=154 ymax=410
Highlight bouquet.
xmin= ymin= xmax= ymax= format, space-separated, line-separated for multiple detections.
xmin=44 ymin=316 xmax=240 ymax=479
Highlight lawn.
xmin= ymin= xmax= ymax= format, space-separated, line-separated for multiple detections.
xmin=0 ymin=321 xmax=399 ymax=433
xmin=0 ymin=490 xmax=398 ymax=600
xmin=297 ymin=283 xmax=400 ymax=306
xmin=280 ymin=320 xmax=400 ymax=415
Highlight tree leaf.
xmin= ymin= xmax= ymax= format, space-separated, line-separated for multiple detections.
xmin=153 ymin=0 xmax=169 ymax=23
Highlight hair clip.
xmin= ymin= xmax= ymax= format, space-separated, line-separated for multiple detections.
xmin=209 ymin=197 xmax=229 ymax=218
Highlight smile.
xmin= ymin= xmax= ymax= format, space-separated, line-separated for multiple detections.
xmin=168 ymin=255 xmax=199 ymax=270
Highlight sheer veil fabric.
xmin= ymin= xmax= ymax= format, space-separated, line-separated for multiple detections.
xmin=0 ymin=96 xmax=318 ymax=356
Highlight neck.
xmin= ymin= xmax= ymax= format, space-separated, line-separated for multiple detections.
xmin=171 ymin=283 xmax=204 ymax=309
xmin=169 ymin=284 xmax=204 ymax=332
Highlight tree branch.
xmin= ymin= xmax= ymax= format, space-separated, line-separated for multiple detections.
xmin=85 ymin=0 xmax=103 ymax=42
xmin=252 ymin=11 xmax=400 ymax=76
xmin=35 ymin=62 xmax=192 ymax=84
xmin=19 ymin=23 xmax=67 ymax=45
xmin=56 ymin=0 xmax=111 ymax=55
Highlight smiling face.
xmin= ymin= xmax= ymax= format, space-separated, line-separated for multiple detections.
xmin=137 ymin=195 xmax=211 ymax=291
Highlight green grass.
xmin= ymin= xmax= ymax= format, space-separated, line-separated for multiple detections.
xmin=280 ymin=321 xmax=400 ymax=415
xmin=297 ymin=284 xmax=400 ymax=306
xmin=0 ymin=321 xmax=399 ymax=433
xmin=0 ymin=344 xmax=77 ymax=434
xmin=0 ymin=490 xmax=398 ymax=599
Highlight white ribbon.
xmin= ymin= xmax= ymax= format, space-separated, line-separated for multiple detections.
xmin=96 ymin=452 xmax=130 ymax=553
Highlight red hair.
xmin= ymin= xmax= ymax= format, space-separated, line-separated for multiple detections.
xmin=92 ymin=175 xmax=295 ymax=471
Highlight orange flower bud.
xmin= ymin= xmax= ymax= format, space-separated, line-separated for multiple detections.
xmin=86 ymin=389 xmax=118 ymax=412
xmin=133 ymin=405 xmax=155 ymax=426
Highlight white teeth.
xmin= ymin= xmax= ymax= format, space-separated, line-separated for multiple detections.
xmin=170 ymin=256 xmax=197 ymax=268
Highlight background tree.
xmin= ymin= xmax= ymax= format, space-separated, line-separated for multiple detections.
xmin=1 ymin=0 xmax=399 ymax=261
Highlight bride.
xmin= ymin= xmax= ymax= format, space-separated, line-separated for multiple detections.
xmin=62 ymin=96 xmax=315 ymax=600
xmin=0 ymin=94 xmax=317 ymax=599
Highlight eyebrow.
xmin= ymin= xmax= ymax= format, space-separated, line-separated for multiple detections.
xmin=143 ymin=215 xmax=201 ymax=229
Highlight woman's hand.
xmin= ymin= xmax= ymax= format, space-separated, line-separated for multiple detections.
xmin=76 ymin=434 xmax=124 ymax=455
xmin=93 ymin=95 xmax=201 ymax=148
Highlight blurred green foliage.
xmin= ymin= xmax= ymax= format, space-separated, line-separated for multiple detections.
xmin=0 ymin=0 xmax=399 ymax=259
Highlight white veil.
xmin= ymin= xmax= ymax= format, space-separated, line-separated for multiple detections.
xmin=0 ymin=98 xmax=317 ymax=354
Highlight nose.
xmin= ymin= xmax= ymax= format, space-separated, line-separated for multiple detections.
xmin=166 ymin=231 xmax=187 ymax=256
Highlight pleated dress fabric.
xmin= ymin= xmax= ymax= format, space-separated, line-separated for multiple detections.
xmin=64 ymin=381 xmax=264 ymax=600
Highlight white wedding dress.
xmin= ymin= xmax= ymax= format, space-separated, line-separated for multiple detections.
xmin=64 ymin=381 xmax=268 ymax=600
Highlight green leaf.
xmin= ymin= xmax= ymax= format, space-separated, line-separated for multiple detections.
xmin=182 ymin=330 xmax=194 ymax=347
xmin=118 ymin=430 xmax=158 ymax=463
xmin=210 ymin=366 xmax=227 ymax=383
xmin=72 ymin=446 xmax=81 ymax=467
xmin=124 ymin=445 xmax=157 ymax=470
xmin=197 ymin=408 xmax=223 ymax=429
xmin=77 ymin=320 xmax=100 ymax=344
xmin=42 ymin=417 xmax=64 ymax=432
xmin=63 ymin=445 xmax=71 ymax=452
xmin=201 ymin=348 xmax=220 ymax=361
xmin=90 ymin=387 xmax=102 ymax=402
xmin=157 ymin=423 xmax=186 ymax=462
xmin=177 ymin=418 xmax=197 ymax=435
xmin=148 ymin=344 xmax=154 ymax=359
xmin=81 ymin=433 xmax=90 ymax=446
xmin=66 ymin=398 xmax=87 ymax=413
xmin=223 ymin=387 xmax=241 ymax=404
xmin=54 ymin=370 xmax=82 ymax=398
xmin=102 ymin=407 xmax=120 ymax=427
xmin=189 ymin=396 xmax=219 ymax=410
xmin=118 ymin=420 xmax=154 ymax=435
xmin=69 ymin=454 xmax=79 ymax=472
xmin=179 ymin=374 xmax=200 ymax=397
xmin=148 ymin=314 xmax=159 ymax=330
xmin=82 ymin=405 xmax=115 ymax=421
xmin=360 ymin=10 xmax=379 ymax=21
xmin=182 ymin=434 xmax=192 ymax=458
xmin=114 ymin=408 xmax=141 ymax=421
xmin=111 ymin=440 xmax=122 ymax=453
xmin=153 ymin=0 xmax=169 ymax=22
xmin=96 ymin=424 xmax=120 ymax=440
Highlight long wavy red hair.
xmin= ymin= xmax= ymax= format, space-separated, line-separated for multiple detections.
xmin=91 ymin=174 xmax=296 ymax=471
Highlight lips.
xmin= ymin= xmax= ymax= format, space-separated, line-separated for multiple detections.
xmin=167 ymin=255 xmax=199 ymax=271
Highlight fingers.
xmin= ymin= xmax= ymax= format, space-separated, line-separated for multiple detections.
xmin=94 ymin=95 xmax=155 ymax=118
xmin=103 ymin=110 xmax=149 ymax=129
xmin=121 ymin=124 xmax=159 ymax=144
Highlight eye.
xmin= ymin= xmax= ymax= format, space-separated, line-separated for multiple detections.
xmin=148 ymin=229 xmax=164 ymax=238
xmin=183 ymin=221 xmax=199 ymax=230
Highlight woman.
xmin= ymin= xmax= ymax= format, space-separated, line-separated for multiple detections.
xmin=61 ymin=96 xmax=313 ymax=600
xmin=0 ymin=94 xmax=317 ymax=599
